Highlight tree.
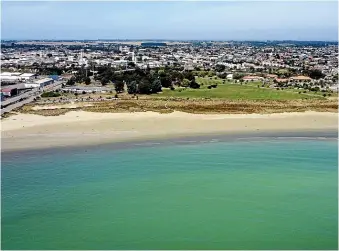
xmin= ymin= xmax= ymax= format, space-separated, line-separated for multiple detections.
xmin=171 ymin=71 xmax=184 ymax=82
xmin=41 ymin=91 xmax=61 ymax=97
xmin=208 ymin=71 xmax=215 ymax=77
xmin=158 ymin=69 xmax=165 ymax=76
xmin=150 ymin=79 xmax=162 ymax=93
xmin=181 ymin=78 xmax=190 ymax=87
xmin=128 ymin=62 xmax=135 ymax=68
xmin=215 ymin=64 xmax=226 ymax=72
xmin=308 ymin=69 xmax=325 ymax=80
xmin=189 ymin=79 xmax=200 ymax=89
xmin=85 ymin=77 xmax=91 ymax=85
xmin=47 ymin=53 xmax=53 ymax=58
xmin=66 ymin=77 xmax=76 ymax=86
xmin=183 ymin=71 xmax=195 ymax=81
xmin=160 ymin=74 xmax=172 ymax=88
xmin=138 ymin=79 xmax=152 ymax=94
xmin=127 ymin=81 xmax=137 ymax=94
xmin=218 ymin=72 xmax=227 ymax=79
xmin=101 ymin=77 xmax=110 ymax=86
xmin=114 ymin=81 xmax=124 ymax=93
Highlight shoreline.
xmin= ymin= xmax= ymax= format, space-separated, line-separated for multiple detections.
xmin=1 ymin=111 xmax=338 ymax=153
xmin=2 ymin=129 xmax=338 ymax=158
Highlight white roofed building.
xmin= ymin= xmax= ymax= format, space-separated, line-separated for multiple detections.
xmin=0 ymin=75 xmax=21 ymax=83
xmin=20 ymin=73 xmax=36 ymax=80
xmin=34 ymin=78 xmax=54 ymax=88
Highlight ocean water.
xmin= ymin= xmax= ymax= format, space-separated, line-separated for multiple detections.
xmin=1 ymin=137 xmax=338 ymax=250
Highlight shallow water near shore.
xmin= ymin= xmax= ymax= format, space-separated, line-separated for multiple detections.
xmin=1 ymin=136 xmax=338 ymax=250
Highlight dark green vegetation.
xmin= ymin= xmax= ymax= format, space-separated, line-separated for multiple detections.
xmin=84 ymin=77 xmax=91 ymax=85
xmin=141 ymin=42 xmax=167 ymax=47
xmin=41 ymin=91 xmax=61 ymax=98
xmin=92 ymin=66 xmax=201 ymax=95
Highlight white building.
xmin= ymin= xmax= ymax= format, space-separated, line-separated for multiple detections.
xmin=1 ymin=72 xmax=22 ymax=77
xmin=329 ymin=84 xmax=339 ymax=92
xmin=227 ymin=74 xmax=233 ymax=80
xmin=20 ymin=73 xmax=36 ymax=80
xmin=24 ymin=83 xmax=40 ymax=88
xmin=0 ymin=75 xmax=21 ymax=83
xmin=1 ymin=72 xmax=12 ymax=76
xmin=34 ymin=78 xmax=54 ymax=88
xmin=119 ymin=46 xmax=130 ymax=53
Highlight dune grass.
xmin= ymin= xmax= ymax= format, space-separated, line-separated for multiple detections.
xmin=19 ymin=98 xmax=338 ymax=116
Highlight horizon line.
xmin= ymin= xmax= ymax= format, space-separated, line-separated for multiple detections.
xmin=2 ymin=39 xmax=339 ymax=42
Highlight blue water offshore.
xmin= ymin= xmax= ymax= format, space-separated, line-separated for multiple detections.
xmin=2 ymin=135 xmax=338 ymax=250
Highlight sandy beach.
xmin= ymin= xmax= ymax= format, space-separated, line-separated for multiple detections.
xmin=1 ymin=111 xmax=338 ymax=152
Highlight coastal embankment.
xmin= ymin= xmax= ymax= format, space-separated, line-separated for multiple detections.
xmin=1 ymin=111 xmax=337 ymax=152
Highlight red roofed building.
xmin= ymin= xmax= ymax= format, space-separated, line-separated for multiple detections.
xmin=242 ymin=76 xmax=264 ymax=82
xmin=275 ymin=78 xmax=289 ymax=83
xmin=289 ymin=76 xmax=312 ymax=82
xmin=1 ymin=87 xmax=18 ymax=97
xmin=265 ymin=74 xmax=278 ymax=79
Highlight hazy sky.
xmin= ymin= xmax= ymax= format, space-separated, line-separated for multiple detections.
xmin=1 ymin=1 xmax=338 ymax=41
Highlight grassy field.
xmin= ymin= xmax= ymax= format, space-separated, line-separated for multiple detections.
xmin=16 ymin=76 xmax=336 ymax=117
xmin=155 ymin=77 xmax=325 ymax=100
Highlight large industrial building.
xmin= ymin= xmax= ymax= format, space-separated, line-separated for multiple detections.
xmin=20 ymin=73 xmax=37 ymax=80
xmin=0 ymin=72 xmax=37 ymax=83
xmin=24 ymin=78 xmax=54 ymax=88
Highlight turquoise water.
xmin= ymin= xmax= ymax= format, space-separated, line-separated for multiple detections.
xmin=1 ymin=138 xmax=338 ymax=250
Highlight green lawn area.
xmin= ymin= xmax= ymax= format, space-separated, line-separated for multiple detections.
xmin=155 ymin=77 xmax=324 ymax=100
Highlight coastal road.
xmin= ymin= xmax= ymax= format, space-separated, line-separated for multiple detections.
xmin=1 ymin=81 xmax=65 ymax=116
xmin=1 ymin=88 xmax=40 ymax=107
xmin=1 ymin=96 xmax=36 ymax=115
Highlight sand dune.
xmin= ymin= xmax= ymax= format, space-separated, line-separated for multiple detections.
xmin=1 ymin=111 xmax=338 ymax=151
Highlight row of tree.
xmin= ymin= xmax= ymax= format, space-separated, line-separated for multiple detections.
xmin=91 ymin=66 xmax=201 ymax=94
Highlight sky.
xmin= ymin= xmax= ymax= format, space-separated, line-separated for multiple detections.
xmin=1 ymin=1 xmax=338 ymax=41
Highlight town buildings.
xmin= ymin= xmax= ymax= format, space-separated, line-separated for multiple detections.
xmin=1 ymin=40 xmax=338 ymax=89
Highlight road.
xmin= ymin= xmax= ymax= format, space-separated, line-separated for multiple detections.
xmin=1 ymin=75 xmax=138 ymax=116
xmin=115 ymin=69 xmax=136 ymax=73
xmin=1 ymin=81 xmax=64 ymax=116
xmin=1 ymin=96 xmax=36 ymax=115
xmin=1 ymin=89 xmax=39 ymax=107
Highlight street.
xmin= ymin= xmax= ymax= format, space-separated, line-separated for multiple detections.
xmin=1 ymin=81 xmax=64 ymax=116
